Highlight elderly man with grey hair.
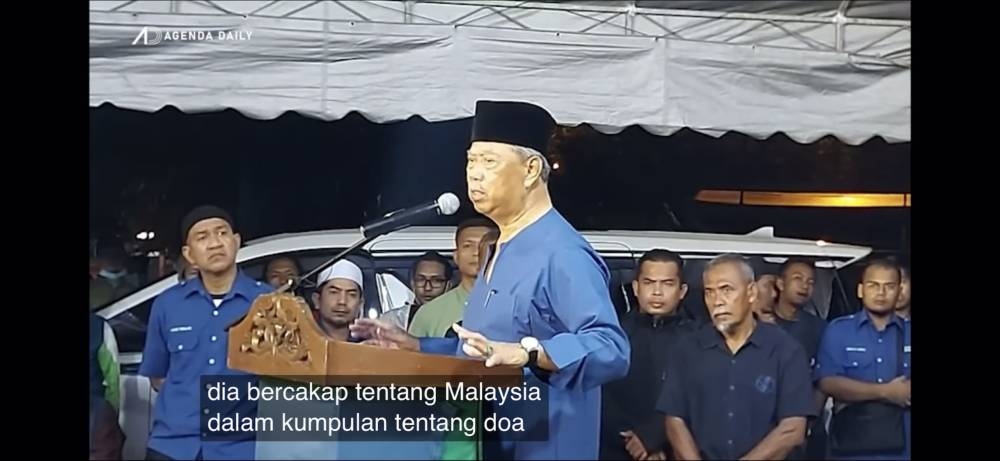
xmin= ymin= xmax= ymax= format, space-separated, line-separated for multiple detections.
xmin=657 ymin=254 xmax=816 ymax=460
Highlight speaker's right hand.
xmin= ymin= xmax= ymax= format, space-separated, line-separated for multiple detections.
xmin=349 ymin=318 xmax=420 ymax=352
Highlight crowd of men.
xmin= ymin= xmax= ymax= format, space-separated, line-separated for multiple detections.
xmin=601 ymin=251 xmax=911 ymax=461
xmin=89 ymin=204 xmax=911 ymax=461
xmin=88 ymin=100 xmax=910 ymax=461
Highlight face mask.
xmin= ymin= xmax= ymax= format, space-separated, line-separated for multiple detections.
xmin=99 ymin=269 xmax=126 ymax=281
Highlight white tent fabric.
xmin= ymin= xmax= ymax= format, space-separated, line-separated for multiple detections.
xmin=89 ymin=1 xmax=910 ymax=145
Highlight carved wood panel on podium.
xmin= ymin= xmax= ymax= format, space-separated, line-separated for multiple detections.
xmin=227 ymin=292 xmax=522 ymax=387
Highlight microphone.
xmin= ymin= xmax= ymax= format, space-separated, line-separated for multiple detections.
xmin=360 ymin=192 xmax=460 ymax=239
xmin=287 ymin=193 xmax=460 ymax=294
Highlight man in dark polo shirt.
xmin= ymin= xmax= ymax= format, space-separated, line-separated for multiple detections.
xmin=773 ymin=258 xmax=829 ymax=458
xmin=658 ymin=254 xmax=815 ymax=460
xmin=139 ymin=206 xmax=272 ymax=460
xmin=773 ymin=259 xmax=826 ymax=362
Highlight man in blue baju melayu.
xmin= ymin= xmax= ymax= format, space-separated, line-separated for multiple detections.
xmin=350 ymin=100 xmax=632 ymax=460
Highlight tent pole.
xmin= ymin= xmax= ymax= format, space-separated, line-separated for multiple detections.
xmin=834 ymin=0 xmax=851 ymax=52
xmin=404 ymin=1 xmax=415 ymax=24
xmin=624 ymin=1 xmax=636 ymax=36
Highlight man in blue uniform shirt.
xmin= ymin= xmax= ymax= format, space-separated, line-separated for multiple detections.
xmin=815 ymin=258 xmax=910 ymax=460
xmin=139 ymin=206 xmax=272 ymax=460
xmin=658 ymin=254 xmax=816 ymax=460
xmin=350 ymin=100 xmax=631 ymax=460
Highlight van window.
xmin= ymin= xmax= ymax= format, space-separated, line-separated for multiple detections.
xmin=376 ymin=273 xmax=416 ymax=313
xmin=827 ymin=268 xmax=862 ymax=321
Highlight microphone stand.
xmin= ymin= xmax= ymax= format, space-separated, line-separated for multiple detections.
xmin=284 ymin=230 xmax=380 ymax=296
xmin=226 ymin=229 xmax=380 ymax=331
xmin=229 ymin=194 xmax=458 ymax=330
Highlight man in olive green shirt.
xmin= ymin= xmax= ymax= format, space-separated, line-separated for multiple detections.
xmin=407 ymin=218 xmax=497 ymax=460
xmin=409 ymin=218 xmax=497 ymax=337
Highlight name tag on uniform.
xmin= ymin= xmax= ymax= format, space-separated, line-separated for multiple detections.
xmin=170 ymin=325 xmax=193 ymax=333
xmin=845 ymin=346 xmax=867 ymax=352
xmin=904 ymin=345 xmax=911 ymax=353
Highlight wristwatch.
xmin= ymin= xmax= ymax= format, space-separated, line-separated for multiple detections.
xmin=519 ymin=336 xmax=541 ymax=367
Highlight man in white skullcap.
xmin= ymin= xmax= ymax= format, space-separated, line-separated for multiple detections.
xmin=312 ymin=260 xmax=365 ymax=342
xmin=256 ymin=258 xmax=445 ymax=461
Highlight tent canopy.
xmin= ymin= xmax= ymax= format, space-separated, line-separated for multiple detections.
xmin=89 ymin=0 xmax=910 ymax=145
xmin=627 ymin=1 xmax=909 ymax=21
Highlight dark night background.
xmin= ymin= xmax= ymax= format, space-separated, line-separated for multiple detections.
xmin=89 ymin=104 xmax=910 ymax=257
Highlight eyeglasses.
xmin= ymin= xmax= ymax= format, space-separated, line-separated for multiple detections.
xmin=415 ymin=276 xmax=448 ymax=288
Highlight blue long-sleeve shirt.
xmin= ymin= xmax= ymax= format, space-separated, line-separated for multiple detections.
xmin=420 ymin=208 xmax=630 ymax=460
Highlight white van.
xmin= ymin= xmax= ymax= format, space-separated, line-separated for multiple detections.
xmin=96 ymin=225 xmax=870 ymax=460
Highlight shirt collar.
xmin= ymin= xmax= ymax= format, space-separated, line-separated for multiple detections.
xmin=697 ymin=320 xmax=774 ymax=351
xmin=855 ymin=309 xmax=905 ymax=331
xmin=180 ymin=270 xmax=261 ymax=302
xmin=633 ymin=310 xmax=685 ymax=329
xmin=697 ymin=324 xmax=724 ymax=349
xmin=478 ymin=208 xmax=559 ymax=279
xmin=497 ymin=208 xmax=559 ymax=249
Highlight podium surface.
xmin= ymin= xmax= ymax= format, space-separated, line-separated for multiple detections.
xmin=227 ymin=292 xmax=523 ymax=387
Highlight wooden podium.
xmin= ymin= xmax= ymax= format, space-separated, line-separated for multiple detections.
xmin=227 ymin=292 xmax=523 ymax=388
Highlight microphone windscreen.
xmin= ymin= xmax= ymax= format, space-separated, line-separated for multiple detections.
xmin=438 ymin=193 xmax=460 ymax=216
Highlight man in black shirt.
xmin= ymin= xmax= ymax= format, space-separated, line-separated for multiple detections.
xmin=773 ymin=258 xmax=828 ymax=459
xmin=773 ymin=259 xmax=826 ymax=361
xmin=601 ymin=249 xmax=697 ymax=460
